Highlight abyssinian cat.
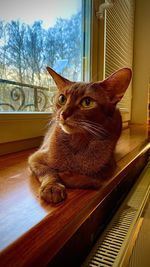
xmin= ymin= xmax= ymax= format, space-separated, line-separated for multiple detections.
xmin=28 ymin=67 xmax=132 ymax=204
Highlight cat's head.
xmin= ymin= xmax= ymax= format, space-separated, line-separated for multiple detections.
xmin=47 ymin=66 xmax=132 ymax=136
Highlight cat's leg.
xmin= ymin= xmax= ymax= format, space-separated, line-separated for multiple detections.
xmin=59 ymin=172 xmax=102 ymax=189
xmin=28 ymin=151 xmax=66 ymax=203
xmin=28 ymin=150 xmax=49 ymax=176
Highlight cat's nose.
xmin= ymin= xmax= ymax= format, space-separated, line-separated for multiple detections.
xmin=60 ymin=106 xmax=74 ymax=121
xmin=60 ymin=110 xmax=70 ymax=121
xmin=60 ymin=109 xmax=71 ymax=120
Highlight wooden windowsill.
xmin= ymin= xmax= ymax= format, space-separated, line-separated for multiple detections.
xmin=0 ymin=125 xmax=149 ymax=267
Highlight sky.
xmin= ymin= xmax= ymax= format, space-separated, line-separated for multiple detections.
xmin=0 ymin=0 xmax=81 ymax=28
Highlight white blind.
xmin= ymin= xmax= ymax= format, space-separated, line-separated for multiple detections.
xmin=104 ymin=0 xmax=135 ymax=120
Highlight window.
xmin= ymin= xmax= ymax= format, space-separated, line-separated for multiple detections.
xmin=0 ymin=0 xmax=135 ymax=153
xmin=0 ymin=0 xmax=89 ymax=113
xmin=0 ymin=0 xmax=91 ymax=150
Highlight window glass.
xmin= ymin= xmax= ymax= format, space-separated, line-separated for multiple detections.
xmin=0 ymin=0 xmax=89 ymax=112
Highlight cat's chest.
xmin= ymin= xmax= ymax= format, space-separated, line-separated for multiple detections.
xmin=52 ymin=137 xmax=110 ymax=174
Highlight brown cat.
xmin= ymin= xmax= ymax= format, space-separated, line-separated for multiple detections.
xmin=28 ymin=66 xmax=132 ymax=203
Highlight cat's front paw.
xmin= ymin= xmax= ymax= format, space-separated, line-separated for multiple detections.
xmin=40 ymin=182 xmax=67 ymax=204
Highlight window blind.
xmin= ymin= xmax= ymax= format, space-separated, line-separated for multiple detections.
xmin=104 ymin=0 xmax=135 ymax=121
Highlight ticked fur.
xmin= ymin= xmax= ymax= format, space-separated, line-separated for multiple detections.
xmin=28 ymin=67 xmax=132 ymax=203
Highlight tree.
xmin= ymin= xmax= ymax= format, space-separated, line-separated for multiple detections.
xmin=0 ymin=11 xmax=82 ymax=83
xmin=64 ymin=12 xmax=82 ymax=80
xmin=24 ymin=21 xmax=45 ymax=85
xmin=44 ymin=12 xmax=82 ymax=80
xmin=0 ymin=21 xmax=8 ymax=79
xmin=5 ymin=21 xmax=26 ymax=82
xmin=44 ymin=27 xmax=58 ymax=68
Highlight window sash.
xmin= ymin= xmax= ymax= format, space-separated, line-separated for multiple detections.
xmin=0 ymin=0 xmax=92 ymax=153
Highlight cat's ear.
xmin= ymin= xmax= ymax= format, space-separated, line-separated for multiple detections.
xmin=100 ymin=68 xmax=132 ymax=104
xmin=46 ymin=66 xmax=73 ymax=91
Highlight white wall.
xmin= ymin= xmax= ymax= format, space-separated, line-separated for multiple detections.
xmin=131 ymin=0 xmax=150 ymax=124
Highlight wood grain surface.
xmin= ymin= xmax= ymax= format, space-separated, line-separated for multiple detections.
xmin=0 ymin=125 xmax=149 ymax=267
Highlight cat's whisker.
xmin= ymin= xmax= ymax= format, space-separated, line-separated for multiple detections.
xmin=88 ymin=122 xmax=109 ymax=136
xmin=87 ymin=125 xmax=109 ymax=137
xmin=79 ymin=119 xmax=107 ymax=132
xmin=54 ymin=116 xmax=109 ymax=139
xmin=81 ymin=125 xmax=102 ymax=138
xmin=77 ymin=120 xmax=110 ymax=138
xmin=82 ymin=122 xmax=106 ymax=133
xmin=75 ymin=121 xmax=102 ymax=137
xmin=47 ymin=118 xmax=56 ymax=128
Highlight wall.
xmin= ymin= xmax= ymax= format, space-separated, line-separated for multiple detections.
xmin=131 ymin=0 xmax=150 ymax=124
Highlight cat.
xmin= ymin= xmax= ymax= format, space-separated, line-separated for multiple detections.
xmin=28 ymin=66 xmax=132 ymax=204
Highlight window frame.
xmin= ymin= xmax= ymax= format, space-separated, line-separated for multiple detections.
xmin=0 ymin=0 xmax=95 ymax=154
xmin=90 ymin=0 xmax=104 ymax=82
xmin=0 ymin=113 xmax=51 ymax=143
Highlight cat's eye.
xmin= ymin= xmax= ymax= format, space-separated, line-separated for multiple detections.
xmin=58 ymin=94 xmax=67 ymax=105
xmin=80 ymin=97 xmax=95 ymax=109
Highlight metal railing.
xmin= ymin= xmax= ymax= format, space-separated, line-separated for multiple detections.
xmin=0 ymin=79 xmax=56 ymax=112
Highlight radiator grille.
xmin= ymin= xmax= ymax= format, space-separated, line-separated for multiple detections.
xmin=82 ymin=161 xmax=150 ymax=267
xmin=84 ymin=207 xmax=136 ymax=267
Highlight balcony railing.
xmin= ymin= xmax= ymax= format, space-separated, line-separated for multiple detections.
xmin=0 ymin=79 xmax=56 ymax=112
